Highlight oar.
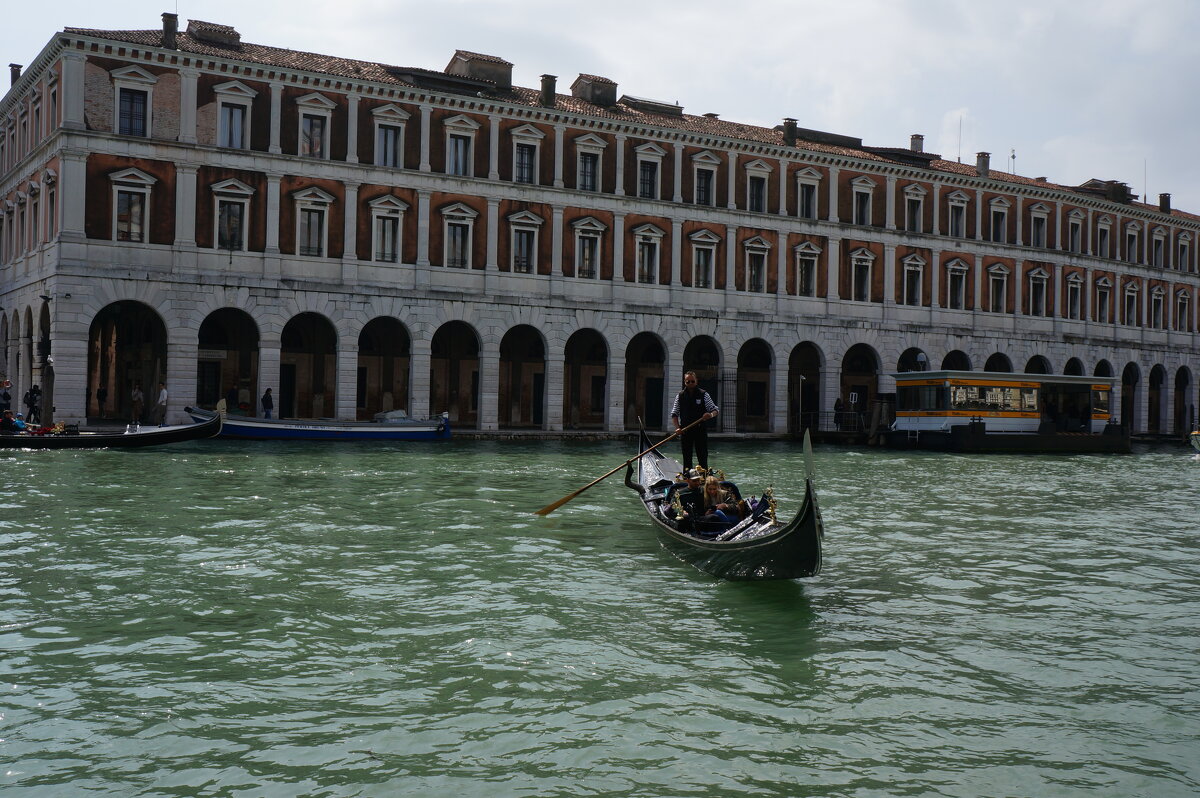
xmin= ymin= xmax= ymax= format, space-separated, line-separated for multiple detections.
xmin=534 ymin=415 xmax=708 ymax=516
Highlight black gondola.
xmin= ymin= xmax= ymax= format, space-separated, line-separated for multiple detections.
xmin=0 ymin=415 xmax=222 ymax=450
xmin=624 ymin=429 xmax=824 ymax=581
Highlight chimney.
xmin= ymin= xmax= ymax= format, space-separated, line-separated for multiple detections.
xmin=976 ymin=151 xmax=990 ymax=178
xmin=9 ymin=64 xmax=21 ymax=86
xmin=571 ymin=74 xmax=617 ymax=107
xmin=539 ymin=74 xmax=556 ymax=108
xmin=783 ymin=117 xmax=797 ymax=146
xmin=162 ymin=13 xmax=178 ymax=49
xmin=445 ymin=50 xmax=512 ymax=90
xmin=1160 ymin=193 xmax=1171 ymax=213
xmin=910 ymin=133 xmax=924 ymax=153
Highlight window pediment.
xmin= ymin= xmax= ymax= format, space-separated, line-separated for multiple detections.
xmin=1028 ymin=202 xmax=1050 ymax=215
xmin=572 ymin=215 xmax=608 ymax=232
xmin=947 ymin=190 xmax=971 ymax=204
xmin=1068 ymin=208 xmax=1085 ymax=219
xmin=795 ymin=167 xmax=822 ymax=181
xmin=574 ymin=133 xmax=607 ymax=151
xmin=368 ymin=195 xmax=409 ymax=212
xmin=1152 ymin=226 xmax=1167 ymax=237
xmin=689 ymin=228 xmax=721 ymax=245
xmin=850 ymin=175 xmax=877 ymax=189
xmin=1066 ymin=272 xmax=1084 ymax=284
xmin=109 ymin=167 xmax=157 ymax=186
xmin=903 ymin=183 xmax=927 ymax=198
xmin=371 ymin=103 xmax=411 ymax=122
xmin=794 ymin=241 xmax=822 ymax=255
xmin=297 ymin=92 xmax=336 ymax=109
xmin=444 ymin=113 xmax=481 ymax=132
xmin=745 ymin=159 xmax=773 ymax=174
xmin=988 ymin=196 xmax=1011 ymax=208
xmin=1125 ymin=221 xmax=1141 ymax=232
xmin=987 ymin=263 xmax=1010 ymax=275
xmin=692 ymin=150 xmax=722 ymax=165
xmin=632 ymin=222 xmax=665 ymax=238
xmin=849 ymin=247 xmax=876 ymax=262
xmin=634 ymin=142 xmax=667 ymax=158
xmin=510 ymin=123 xmax=545 ymax=141
xmin=901 ymin=253 xmax=926 ymax=267
xmin=1027 ymin=267 xmax=1049 ymax=279
xmin=743 ymin=235 xmax=772 ymax=250
xmin=507 ymin=209 xmax=544 ymax=226
xmin=111 ymin=65 xmax=157 ymax=84
xmin=211 ymin=178 xmax=255 ymax=195
xmin=293 ymin=186 xmax=334 ymax=203
xmin=1095 ymin=276 xmax=1113 ymax=288
xmin=944 ymin=257 xmax=969 ymax=273
xmin=214 ymin=80 xmax=258 ymax=99
xmin=1175 ymin=287 xmax=1191 ymax=298
xmin=1150 ymin=285 xmax=1165 ymax=296
xmin=440 ymin=201 xmax=478 ymax=219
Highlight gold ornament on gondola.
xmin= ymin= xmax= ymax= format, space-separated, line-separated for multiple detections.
xmin=764 ymin=485 xmax=777 ymax=524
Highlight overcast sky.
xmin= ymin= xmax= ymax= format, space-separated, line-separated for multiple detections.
xmin=4 ymin=0 xmax=1197 ymax=213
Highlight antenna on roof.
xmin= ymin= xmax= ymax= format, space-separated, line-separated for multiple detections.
xmin=1010 ymin=148 xmax=1015 ymax=174
xmin=957 ymin=115 xmax=962 ymax=163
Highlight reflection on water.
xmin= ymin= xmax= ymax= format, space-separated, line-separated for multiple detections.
xmin=1 ymin=440 xmax=1197 ymax=796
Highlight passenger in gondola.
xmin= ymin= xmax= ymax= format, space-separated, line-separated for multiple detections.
xmin=699 ymin=476 xmax=740 ymax=527
xmin=1 ymin=409 xmax=19 ymax=433
xmin=665 ymin=468 xmax=706 ymax=530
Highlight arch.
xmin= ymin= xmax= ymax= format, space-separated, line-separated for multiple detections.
xmin=984 ymin=352 xmax=1013 ymax=372
xmin=1174 ymin=367 xmax=1193 ymax=434
xmin=88 ymin=300 xmax=168 ymax=423
xmin=280 ymin=312 xmax=337 ymax=419
xmin=563 ymin=329 xmax=608 ymax=430
xmin=941 ymin=350 xmax=972 ymax=371
xmin=358 ymin=317 xmax=411 ymax=420
xmin=1024 ymin=355 xmax=1052 ymax=375
xmin=430 ymin=321 xmax=480 ymax=428
xmin=1063 ymin=357 xmax=1084 ymax=376
xmin=197 ymin=308 xmax=260 ymax=415
xmin=1148 ymin=364 xmax=1166 ymax=434
xmin=839 ymin=343 xmax=880 ymax=430
xmin=736 ymin=338 xmax=773 ymax=432
xmin=682 ymin=335 xmax=722 ymax=411
xmin=1094 ymin=359 xmax=1114 ymax=378
xmin=625 ymin=332 xmax=666 ymax=430
xmin=897 ymin=347 xmax=929 ymax=373
xmin=1121 ymin=362 xmax=1140 ymax=432
xmin=498 ymin=324 xmax=546 ymax=429
xmin=788 ymin=341 xmax=823 ymax=434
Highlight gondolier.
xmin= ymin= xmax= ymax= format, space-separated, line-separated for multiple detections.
xmin=670 ymin=371 xmax=718 ymax=471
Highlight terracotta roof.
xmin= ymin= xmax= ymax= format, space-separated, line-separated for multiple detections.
xmin=451 ymin=49 xmax=512 ymax=67
xmin=55 ymin=24 xmax=1200 ymax=221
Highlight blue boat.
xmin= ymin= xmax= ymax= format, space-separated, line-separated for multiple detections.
xmin=185 ymin=407 xmax=450 ymax=441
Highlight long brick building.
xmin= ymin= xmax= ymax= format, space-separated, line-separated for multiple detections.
xmin=1 ymin=13 xmax=1196 ymax=433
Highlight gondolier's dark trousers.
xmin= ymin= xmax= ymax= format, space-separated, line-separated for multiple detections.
xmin=681 ymin=428 xmax=709 ymax=470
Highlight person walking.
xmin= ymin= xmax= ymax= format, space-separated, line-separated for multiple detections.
xmin=152 ymin=382 xmax=168 ymax=426
xmin=0 ymin=380 xmax=11 ymax=413
xmin=261 ymin=387 xmax=274 ymax=419
xmin=669 ymin=371 xmax=719 ymax=471
xmin=131 ymin=383 xmax=144 ymax=423
xmin=24 ymin=385 xmax=42 ymax=425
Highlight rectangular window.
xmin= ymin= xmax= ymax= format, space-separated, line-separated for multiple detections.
xmin=300 ymin=114 xmax=326 ymax=158
xmin=906 ymin=198 xmax=922 ymax=232
xmin=853 ymin=260 xmax=870 ymax=301
xmin=1031 ymin=216 xmax=1046 ymax=247
xmin=1180 ymin=242 xmax=1191 ymax=272
xmin=989 ymin=275 xmax=1006 ymax=313
xmin=579 ymin=153 xmax=599 ymax=192
xmin=1096 ymin=287 xmax=1111 ymax=322
xmin=747 ymin=252 xmax=765 ymax=292
xmin=854 ymin=191 xmax=871 ymax=225
xmin=904 ymin=267 xmax=921 ymax=305
xmin=799 ymin=183 xmax=817 ymax=219
xmin=513 ymin=229 xmax=535 ymax=272
xmin=797 ymin=256 xmax=815 ymax=296
xmin=1153 ymin=238 xmax=1164 ymax=268
xmin=375 ymin=216 xmax=399 ymax=262
xmin=47 ymin=188 xmax=55 ymax=238
xmin=1151 ymin=294 xmax=1164 ymax=328
xmin=637 ymin=240 xmax=657 ymax=283
xmin=638 ymin=161 xmax=658 ymax=200
xmin=1098 ymin=228 xmax=1110 ymax=258
xmin=748 ymin=176 xmax=767 ymax=212
xmin=298 ymin=208 xmax=324 ymax=256
xmin=991 ymin=210 xmax=1006 ymax=243
xmin=115 ymin=190 xmax=145 ymax=242
xmin=30 ymin=198 xmax=38 ymax=250
xmin=1124 ymin=292 xmax=1138 ymax=325
xmin=696 ymin=168 xmax=714 ymax=206
xmin=217 ymin=200 xmax=245 ymax=251
xmin=1029 ymin=278 xmax=1046 ymax=316
xmin=118 ymin=88 xmax=148 ymax=137
xmin=1067 ymin=281 xmax=1081 ymax=319
xmin=447 ymin=222 xmax=469 ymax=267
xmin=950 ymin=205 xmax=966 ymax=237
xmin=1126 ymin=233 xmax=1138 ymax=263
xmin=1177 ymin=296 xmax=1190 ymax=330
xmin=448 ymin=134 xmax=471 ymax=176
xmin=515 ymin=143 xmax=536 ymax=184
xmin=219 ymin=104 xmax=247 ymax=149
xmin=577 ymin=234 xmax=599 ymax=279
xmin=377 ymin=125 xmax=403 ymax=168
xmin=1069 ymin=221 xmax=1082 ymax=253
xmin=693 ymin=246 xmax=713 ymax=288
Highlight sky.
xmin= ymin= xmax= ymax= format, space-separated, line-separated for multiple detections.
xmin=3 ymin=0 xmax=1198 ymax=213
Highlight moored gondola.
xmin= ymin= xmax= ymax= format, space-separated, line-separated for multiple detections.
xmin=624 ymin=429 xmax=824 ymax=581
xmin=0 ymin=414 xmax=222 ymax=450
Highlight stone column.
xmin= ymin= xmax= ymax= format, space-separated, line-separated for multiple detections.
xmin=58 ymin=150 xmax=87 ymax=241
xmin=178 ymin=68 xmax=198 ymax=144
xmin=972 ymin=256 xmax=983 ymax=310
xmin=416 ymin=189 xmax=431 ymax=267
xmin=544 ymin=347 xmax=564 ymax=431
xmin=553 ymin=124 xmax=565 ymax=188
xmin=175 ymin=163 xmax=198 ymax=247
xmin=828 ymin=166 xmax=840 ymax=223
xmin=606 ymin=347 xmax=626 ymax=431
xmin=885 ymin=176 xmax=897 ymax=230
xmin=614 ymin=134 xmax=626 ymax=196
xmin=257 ymin=336 xmax=281 ymax=419
xmin=931 ymin=184 xmax=941 ymax=235
xmin=778 ymin=158 xmax=789 ymax=217
xmin=673 ymin=142 xmax=683 ymax=203
xmin=930 ymin=248 xmax=942 ymax=308
xmin=269 ymin=81 xmax=283 ymax=154
xmin=883 ymin=244 xmax=896 ymax=307
xmin=771 ymin=353 xmax=789 ymax=432
xmin=478 ymin=347 xmax=500 ymax=431
xmin=166 ymin=334 xmax=199 ymax=426
xmin=1013 ymin=259 xmax=1024 ymax=316
xmin=409 ymin=338 xmax=431 ymax=418
xmin=727 ymin=151 xmax=737 ymax=209
xmin=1015 ymin=196 xmax=1024 ymax=246
xmin=670 ymin=218 xmax=682 ymax=286
xmin=485 ymin=197 xmax=499 ymax=270
xmin=725 ymin=224 xmax=737 ymax=296
xmin=974 ymin=189 xmax=983 ymax=241
xmin=488 ymin=113 xmax=501 ymax=180
xmin=60 ymin=52 xmax=87 ymax=131
xmin=265 ymin=173 xmax=281 ymax=254
xmin=419 ymin=104 xmax=432 ymax=172
xmin=336 ymin=343 xmax=358 ymax=419
xmin=613 ymin=212 xmax=625 ymax=280
xmin=345 ymin=95 xmax=359 ymax=163
xmin=342 ymin=181 xmax=359 ymax=282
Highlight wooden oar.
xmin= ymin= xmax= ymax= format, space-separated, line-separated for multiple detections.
xmin=534 ymin=415 xmax=709 ymax=516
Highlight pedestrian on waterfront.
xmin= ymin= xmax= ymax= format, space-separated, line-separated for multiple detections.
xmin=669 ymin=371 xmax=718 ymax=471
xmin=131 ymin=383 xmax=144 ymax=423
xmin=0 ymin=380 xmax=10 ymax=412
xmin=225 ymin=385 xmax=239 ymax=413
xmin=261 ymin=387 xmax=274 ymax=419
xmin=96 ymin=386 xmax=108 ymax=417
xmin=152 ymin=382 xmax=168 ymax=426
xmin=833 ymin=397 xmax=844 ymax=430
xmin=24 ymin=385 xmax=42 ymax=425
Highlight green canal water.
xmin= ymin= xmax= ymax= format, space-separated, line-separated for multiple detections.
xmin=2 ymin=439 xmax=1198 ymax=797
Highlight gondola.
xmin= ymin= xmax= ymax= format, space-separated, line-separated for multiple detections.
xmin=185 ymin=407 xmax=450 ymax=441
xmin=623 ymin=429 xmax=824 ymax=581
xmin=0 ymin=415 xmax=222 ymax=450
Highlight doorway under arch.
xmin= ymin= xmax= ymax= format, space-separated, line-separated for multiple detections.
xmin=88 ymin=300 xmax=167 ymax=423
